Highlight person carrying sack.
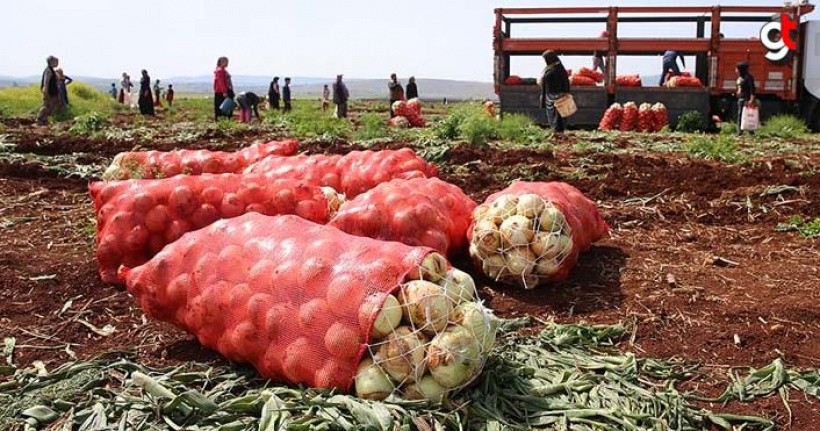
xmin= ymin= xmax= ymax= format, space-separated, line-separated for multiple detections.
xmin=736 ymin=62 xmax=757 ymax=134
xmin=539 ymin=50 xmax=572 ymax=135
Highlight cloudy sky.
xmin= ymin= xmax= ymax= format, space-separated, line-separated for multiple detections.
xmin=0 ymin=0 xmax=806 ymax=81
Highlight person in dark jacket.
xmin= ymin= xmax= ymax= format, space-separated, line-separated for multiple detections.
xmin=406 ymin=76 xmax=418 ymax=100
xmin=736 ymin=62 xmax=756 ymax=134
xmin=388 ymin=73 xmax=405 ymax=117
xmin=282 ymin=77 xmax=292 ymax=112
xmin=236 ymin=91 xmax=261 ymax=122
xmin=332 ymin=74 xmax=350 ymax=118
xmin=659 ymin=50 xmax=685 ymax=85
xmin=268 ymin=76 xmax=280 ymax=110
xmin=36 ymin=56 xmax=61 ymax=126
xmin=539 ymin=50 xmax=571 ymax=134
xmin=138 ymin=69 xmax=155 ymax=116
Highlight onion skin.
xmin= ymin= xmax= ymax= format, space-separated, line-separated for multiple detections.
xmin=400 ymin=281 xmax=452 ymax=334
xmin=516 ymin=194 xmax=546 ymax=218
xmin=442 ymin=268 xmax=477 ymax=306
xmin=376 ymin=326 xmax=428 ymax=383
xmin=403 ymin=375 xmax=448 ymax=402
xmin=370 ymin=294 xmax=402 ymax=339
xmin=426 ymin=325 xmax=482 ymax=389
xmin=355 ymin=358 xmax=395 ymax=401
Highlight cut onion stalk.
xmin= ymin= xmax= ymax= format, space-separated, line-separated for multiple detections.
xmin=486 ymin=195 xmax=518 ymax=224
xmin=400 ymin=280 xmax=452 ymax=334
xmin=499 ymin=215 xmax=534 ymax=247
xmin=375 ymin=326 xmax=428 ymax=383
xmin=474 ymin=220 xmax=502 ymax=253
xmin=427 ymin=325 xmax=482 ymax=388
xmin=370 ymin=294 xmax=402 ymax=339
xmin=355 ymin=358 xmax=395 ymax=401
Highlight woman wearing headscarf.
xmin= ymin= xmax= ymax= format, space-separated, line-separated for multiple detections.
xmin=214 ymin=56 xmax=234 ymax=120
xmin=736 ymin=62 xmax=756 ymax=133
xmin=539 ymin=50 xmax=571 ymax=134
xmin=55 ymin=68 xmax=73 ymax=108
xmin=120 ymin=73 xmax=133 ymax=106
xmin=138 ymin=69 xmax=155 ymax=116
xmin=406 ymin=76 xmax=418 ymax=100
xmin=153 ymin=79 xmax=162 ymax=107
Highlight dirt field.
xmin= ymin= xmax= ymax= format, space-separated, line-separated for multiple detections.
xmin=1 ymin=119 xmax=818 ymax=428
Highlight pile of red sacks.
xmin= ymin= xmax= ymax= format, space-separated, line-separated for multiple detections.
xmin=599 ymin=102 xmax=668 ymax=132
xmin=665 ymin=71 xmax=703 ymax=88
xmin=616 ymin=74 xmax=642 ymax=87
xmin=569 ymin=67 xmax=604 ymax=87
xmin=389 ymin=98 xmax=425 ymax=128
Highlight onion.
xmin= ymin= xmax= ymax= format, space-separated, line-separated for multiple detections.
xmin=535 ymin=257 xmax=561 ymax=276
xmin=504 ymin=246 xmax=536 ymax=276
xmin=370 ymin=294 xmax=402 ymax=339
xmin=355 ymin=358 xmax=395 ymax=401
xmin=481 ymin=254 xmax=508 ymax=280
xmin=451 ymin=303 xmax=497 ymax=352
xmin=499 ymin=215 xmax=534 ymax=247
xmin=516 ymin=194 xmax=545 ymax=218
xmin=472 ymin=205 xmax=490 ymax=222
xmin=427 ymin=325 xmax=482 ymax=388
xmin=523 ymin=274 xmax=541 ymax=290
xmin=321 ymin=186 xmax=346 ymax=217
xmin=102 ymin=164 xmax=120 ymax=181
xmin=539 ymin=234 xmax=573 ymax=260
xmin=538 ymin=205 xmax=565 ymax=233
xmin=531 ymin=232 xmax=555 ymax=257
xmin=375 ymin=326 xmax=428 ymax=383
xmin=486 ymin=195 xmax=517 ymax=224
xmin=400 ymin=280 xmax=452 ymax=333
xmin=403 ymin=375 xmax=448 ymax=402
xmin=406 ymin=252 xmax=448 ymax=282
xmin=474 ymin=220 xmax=502 ymax=253
xmin=442 ymin=269 xmax=477 ymax=306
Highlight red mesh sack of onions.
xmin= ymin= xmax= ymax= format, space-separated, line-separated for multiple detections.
xmin=392 ymin=100 xmax=413 ymax=117
xmin=120 ymin=213 xmax=497 ymax=402
xmin=467 ymin=181 xmax=609 ymax=290
xmin=637 ymin=103 xmax=654 ymax=132
xmin=89 ymin=175 xmax=344 ymax=284
xmin=389 ymin=116 xmax=410 ymax=128
xmin=652 ymin=103 xmax=669 ymax=130
xmin=619 ymin=102 xmax=639 ymax=132
xmin=569 ymin=75 xmax=597 ymax=86
xmin=576 ymin=67 xmax=604 ymax=83
xmin=329 ymin=178 xmax=476 ymax=258
xmin=406 ymin=98 xmax=422 ymax=117
xmin=616 ymin=74 xmax=642 ymax=87
xmin=598 ymin=103 xmax=623 ymax=131
xmin=407 ymin=114 xmax=426 ymax=128
xmin=102 ymin=139 xmax=298 ymax=181
xmin=245 ymin=149 xmax=438 ymax=198
xmin=666 ymin=76 xmax=703 ymax=88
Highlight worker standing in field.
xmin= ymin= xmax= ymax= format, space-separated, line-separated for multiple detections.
xmin=406 ymin=76 xmax=418 ymax=100
xmin=539 ymin=50 xmax=571 ymax=134
xmin=153 ymin=79 xmax=162 ymax=107
xmin=268 ymin=76 xmax=280 ymax=110
xmin=388 ymin=73 xmax=405 ymax=117
xmin=659 ymin=50 xmax=685 ymax=86
xmin=165 ymin=84 xmax=175 ymax=108
xmin=35 ymin=55 xmax=60 ymax=126
xmin=332 ymin=74 xmax=350 ymax=118
xmin=138 ymin=69 xmax=155 ymax=116
xmin=283 ymin=77 xmax=292 ymax=112
xmin=120 ymin=73 xmax=134 ymax=107
xmin=736 ymin=62 xmax=757 ymax=134
xmin=322 ymin=84 xmax=330 ymax=112
xmin=109 ymin=83 xmax=118 ymax=100
xmin=55 ymin=68 xmax=72 ymax=108
xmin=213 ymin=56 xmax=234 ymax=121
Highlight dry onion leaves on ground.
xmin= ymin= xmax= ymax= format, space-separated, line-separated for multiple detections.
xmin=1 ymin=321 xmax=818 ymax=430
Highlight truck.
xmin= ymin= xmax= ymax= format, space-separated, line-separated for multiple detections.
xmin=493 ymin=4 xmax=820 ymax=130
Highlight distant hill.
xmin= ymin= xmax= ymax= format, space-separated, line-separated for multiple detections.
xmin=0 ymin=75 xmax=496 ymax=101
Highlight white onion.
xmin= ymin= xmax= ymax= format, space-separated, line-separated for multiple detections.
xmin=474 ymin=220 xmax=502 ymax=253
xmin=486 ymin=195 xmax=518 ymax=224
xmin=420 ymin=252 xmax=448 ymax=282
xmin=371 ymin=294 xmax=402 ymax=339
xmin=523 ymin=274 xmax=541 ymax=290
xmin=427 ymin=325 xmax=482 ymax=388
xmin=539 ymin=234 xmax=573 ymax=260
xmin=451 ymin=302 xmax=497 ymax=352
xmin=403 ymin=375 xmax=448 ymax=402
xmin=535 ymin=257 xmax=561 ymax=276
xmin=442 ymin=268 xmax=477 ymax=306
xmin=320 ymin=187 xmax=346 ymax=217
xmin=355 ymin=358 xmax=395 ymax=401
xmin=472 ymin=205 xmax=490 ymax=223
xmin=400 ymin=280 xmax=452 ymax=333
xmin=500 ymin=215 xmax=534 ymax=247
xmin=516 ymin=194 xmax=546 ymax=218
xmin=504 ymin=246 xmax=536 ymax=276
xmin=538 ymin=205 xmax=564 ymax=233
xmin=375 ymin=326 xmax=428 ymax=383
xmin=481 ymin=254 xmax=508 ymax=280
xmin=530 ymin=232 xmax=556 ymax=257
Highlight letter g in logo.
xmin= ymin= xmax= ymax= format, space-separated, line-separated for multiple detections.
xmin=761 ymin=20 xmax=789 ymax=61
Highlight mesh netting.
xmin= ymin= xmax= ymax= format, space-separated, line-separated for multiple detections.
xmin=102 ymin=139 xmax=299 ymax=181
xmin=244 ymin=148 xmax=438 ymax=198
xmin=90 ymin=175 xmax=341 ymax=284
xmin=120 ymin=214 xmax=495 ymax=401
xmin=329 ymin=178 xmax=476 ymax=257
xmin=467 ymin=181 xmax=609 ymax=290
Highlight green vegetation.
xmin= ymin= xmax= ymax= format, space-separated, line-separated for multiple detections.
xmin=0 ymin=83 xmax=116 ymax=121
xmin=355 ymin=112 xmax=390 ymax=140
xmin=684 ymin=134 xmax=744 ymax=163
xmin=457 ymin=107 xmax=497 ymax=146
xmin=68 ymin=111 xmax=106 ymax=135
xmin=757 ymin=114 xmax=810 ymax=139
xmin=497 ymin=113 xmax=550 ymax=144
xmin=719 ymin=121 xmax=739 ymax=136
xmin=776 ymin=215 xmax=820 ymax=238
xmin=268 ymin=102 xmax=354 ymax=139
xmin=675 ymin=110 xmax=706 ymax=133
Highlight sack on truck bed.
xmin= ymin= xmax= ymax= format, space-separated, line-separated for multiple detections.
xmin=90 ymin=175 xmax=342 ymax=284
xmin=329 ymin=178 xmax=476 ymax=258
xmin=120 ymin=214 xmax=496 ymax=402
xmin=468 ymin=181 xmax=609 ymax=290
xmin=102 ymin=139 xmax=299 ymax=181
xmin=245 ymin=148 xmax=438 ymax=198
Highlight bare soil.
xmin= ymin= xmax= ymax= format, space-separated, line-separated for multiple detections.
xmin=0 ymin=121 xmax=818 ymax=428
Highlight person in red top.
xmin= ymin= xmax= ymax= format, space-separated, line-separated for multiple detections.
xmin=213 ymin=56 xmax=234 ymax=121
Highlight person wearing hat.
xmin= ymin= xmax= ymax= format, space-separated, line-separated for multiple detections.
xmin=736 ymin=62 xmax=756 ymax=134
xmin=332 ymin=74 xmax=350 ymax=118
xmin=539 ymin=50 xmax=571 ymax=134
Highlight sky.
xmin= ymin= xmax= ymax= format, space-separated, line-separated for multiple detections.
xmin=0 ymin=0 xmax=814 ymax=82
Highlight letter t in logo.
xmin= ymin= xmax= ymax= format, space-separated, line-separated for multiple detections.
xmin=781 ymin=13 xmax=797 ymax=50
